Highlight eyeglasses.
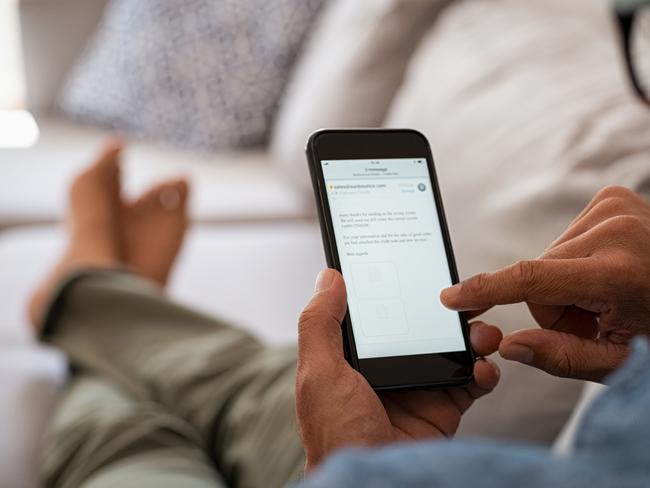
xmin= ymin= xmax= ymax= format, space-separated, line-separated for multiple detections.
xmin=615 ymin=0 xmax=650 ymax=104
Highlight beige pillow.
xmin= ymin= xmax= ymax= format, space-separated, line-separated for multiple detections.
xmin=270 ymin=0 xmax=452 ymax=193
xmin=385 ymin=0 xmax=650 ymax=445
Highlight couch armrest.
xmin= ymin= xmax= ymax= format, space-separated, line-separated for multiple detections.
xmin=18 ymin=0 xmax=108 ymax=112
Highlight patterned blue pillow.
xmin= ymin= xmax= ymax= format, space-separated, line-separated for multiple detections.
xmin=59 ymin=0 xmax=327 ymax=151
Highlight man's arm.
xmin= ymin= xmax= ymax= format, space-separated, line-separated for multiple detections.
xmin=298 ymin=439 xmax=622 ymax=488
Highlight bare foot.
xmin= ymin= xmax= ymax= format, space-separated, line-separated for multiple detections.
xmin=28 ymin=142 xmax=125 ymax=329
xmin=123 ymin=179 xmax=189 ymax=286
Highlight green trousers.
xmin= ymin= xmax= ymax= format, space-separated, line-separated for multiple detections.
xmin=40 ymin=270 xmax=305 ymax=488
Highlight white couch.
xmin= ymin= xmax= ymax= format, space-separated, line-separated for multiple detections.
xmin=3 ymin=0 xmax=649 ymax=486
xmin=2 ymin=2 xmax=321 ymax=486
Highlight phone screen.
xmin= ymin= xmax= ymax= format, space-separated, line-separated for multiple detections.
xmin=321 ymin=158 xmax=467 ymax=360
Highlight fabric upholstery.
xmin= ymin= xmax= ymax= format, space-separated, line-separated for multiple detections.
xmin=59 ymin=0 xmax=327 ymax=151
xmin=385 ymin=0 xmax=650 ymax=444
xmin=270 ymin=0 xmax=452 ymax=191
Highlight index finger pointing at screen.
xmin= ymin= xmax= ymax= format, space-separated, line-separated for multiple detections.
xmin=440 ymin=258 xmax=602 ymax=311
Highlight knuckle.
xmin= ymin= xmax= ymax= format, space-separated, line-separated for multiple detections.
xmin=512 ymin=260 xmax=538 ymax=288
xmin=465 ymin=272 xmax=491 ymax=296
xmin=551 ymin=344 xmax=581 ymax=378
xmin=299 ymin=302 xmax=339 ymax=331
xmin=589 ymin=258 xmax=619 ymax=295
xmin=603 ymin=215 xmax=643 ymax=237
xmin=298 ymin=307 xmax=321 ymax=335
xmin=298 ymin=306 xmax=320 ymax=328
xmin=595 ymin=197 xmax=628 ymax=216
xmin=601 ymin=250 xmax=642 ymax=293
xmin=298 ymin=304 xmax=343 ymax=347
xmin=595 ymin=185 xmax=634 ymax=202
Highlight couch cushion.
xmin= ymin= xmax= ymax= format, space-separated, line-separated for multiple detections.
xmin=0 ymin=223 xmax=327 ymax=345
xmin=58 ymin=0 xmax=328 ymax=152
xmin=385 ymin=0 xmax=650 ymax=445
xmin=0 ymin=345 xmax=66 ymax=488
xmin=19 ymin=0 xmax=110 ymax=113
xmin=270 ymin=0 xmax=453 ymax=192
xmin=0 ymin=115 xmax=310 ymax=228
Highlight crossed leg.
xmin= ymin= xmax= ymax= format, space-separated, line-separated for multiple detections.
xmin=33 ymin=144 xmax=304 ymax=488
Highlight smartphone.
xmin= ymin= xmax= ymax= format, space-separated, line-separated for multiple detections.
xmin=306 ymin=129 xmax=474 ymax=391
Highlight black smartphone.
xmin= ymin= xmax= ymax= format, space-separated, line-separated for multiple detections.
xmin=306 ymin=129 xmax=474 ymax=391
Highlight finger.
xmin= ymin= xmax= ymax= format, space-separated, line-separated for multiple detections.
xmin=566 ymin=186 xmax=643 ymax=230
xmin=566 ymin=188 xmax=612 ymax=226
xmin=546 ymin=199 xmax=618 ymax=250
xmin=547 ymin=187 xmax=649 ymax=251
xmin=469 ymin=322 xmax=503 ymax=357
xmin=544 ymin=215 xmax=649 ymax=263
xmin=97 ymin=139 xmax=124 ymax=165
xmin=464 ymin=308 xmax=491 ymax=320
xmin=530 ymin=220 xmax=635 ymax=335
xmin=499 ymin=328 xmax=630 ymax=382
xmin=128 ymin=178 xmax=190 ymax=213
xmin=468 ymin=358 xmax=500 ymax=396
xmin=440 ymin=258 xmax=602 ymax=312
xmin=545 ymin=211 xmax=637 ymax=258
xmin=298 ymin=269 xmax=348 ymax=365
xmin=527 ymin=303 xmax=599 ymax=338
xmin=382 ymin=391 xmax=458 ymax=438
xmin=542 ymin=220 xmax=605 ymax=260
xmin=384 ymin=358 xmax=501 ymax=424
xmin=445 ymin=357 xmax=501 ymax=415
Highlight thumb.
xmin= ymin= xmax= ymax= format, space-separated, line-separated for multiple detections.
xmin=298 ymin=269 xmax=348 ymax=365
xmin=499 ymin=328 xmax=630 ymax=382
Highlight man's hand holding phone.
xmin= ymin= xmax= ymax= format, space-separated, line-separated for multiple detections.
xmin=442 ymin=186 xmax=650 ymax=382
xmin=296 ymin=269 xmax=501 ymax=471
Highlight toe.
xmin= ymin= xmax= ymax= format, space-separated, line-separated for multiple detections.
xmin=96 ymin=140 xmax=123 ymax=167
xmin=69 ymin=143 xmax=123 ymax=203
xmin=132 ymin=178 xmax=189 ymax=212
xmin=167 ymin=179 xmax=189 ymax=204
xmin=159 ymin=179 xmax=189 ymax=211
